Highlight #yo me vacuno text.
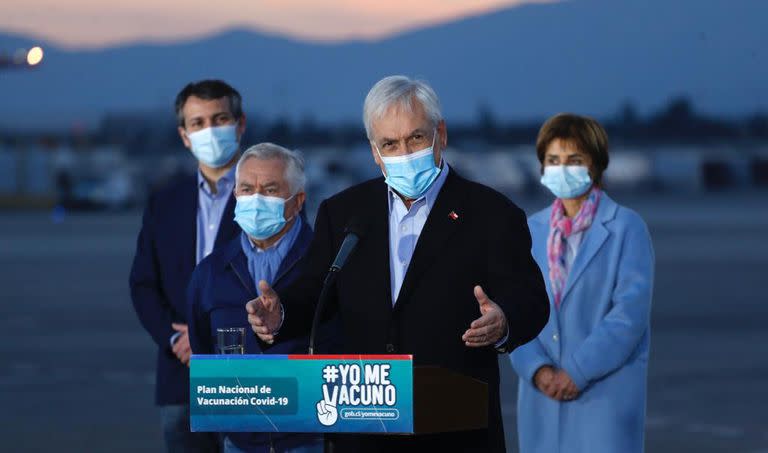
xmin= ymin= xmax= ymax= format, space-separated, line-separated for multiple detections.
xmin=316 ymin=363 xmax=400 ymax=426
xmin=322 ymin=363 xmax=397 ymax=406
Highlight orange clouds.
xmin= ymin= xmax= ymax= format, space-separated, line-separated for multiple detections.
xmin=1 ymin=0 xmax=553 ymax=48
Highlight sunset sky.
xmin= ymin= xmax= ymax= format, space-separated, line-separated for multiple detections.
xmin=2 ymin=0 xmax=552 ymax=48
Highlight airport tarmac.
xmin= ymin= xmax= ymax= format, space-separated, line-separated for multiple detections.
xmin=0 ymin=192 xmax=766 ymax=452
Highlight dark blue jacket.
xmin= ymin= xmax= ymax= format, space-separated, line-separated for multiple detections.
xmin=129 ymin=173 xmax=239 ymax=405
xmin=187 ymin=221 xmax=336 ymax=451
xmin=187 ymin=221 xmax=315 ymax=356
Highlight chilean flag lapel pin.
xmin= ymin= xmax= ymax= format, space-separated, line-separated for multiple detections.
xmin=449 ymin=210 xmax=459 ymax=221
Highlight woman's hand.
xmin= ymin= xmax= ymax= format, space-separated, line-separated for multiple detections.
xmin=552 ymin=370 xmax=580 ymax=401
xmin=533 ymin=365 xmax=558 ymax=398
xmin=535 ymin=366 xmax=580 ymax=401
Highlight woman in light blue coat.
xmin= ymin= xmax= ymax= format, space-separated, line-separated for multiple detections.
xmin=510 ymin=113 xmax=655 ymax=453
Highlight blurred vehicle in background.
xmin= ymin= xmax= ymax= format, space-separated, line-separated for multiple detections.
xmin=1 ymin=140 xmax=766 ymax=213
xmin=0 ymin=143 xmax=141 ymax=211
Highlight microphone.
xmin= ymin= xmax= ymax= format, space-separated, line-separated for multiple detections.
xmin=328 ymin=221 xmax=364 ymax=274
xmin=308 ymin=218 xmax=365 ymax=354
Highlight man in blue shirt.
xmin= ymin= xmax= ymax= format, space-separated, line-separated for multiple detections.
xmin=130 ymin=80 xmax=245 ymax=452
xmin=187 ymin=143 xmax=326 ymax=452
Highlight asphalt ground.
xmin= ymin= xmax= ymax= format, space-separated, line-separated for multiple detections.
xmin=1 ymin=192 xmax=766 ymax=452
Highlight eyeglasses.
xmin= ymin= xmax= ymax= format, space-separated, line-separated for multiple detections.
xmin=372 ymin=129 xmax=437 ymax=157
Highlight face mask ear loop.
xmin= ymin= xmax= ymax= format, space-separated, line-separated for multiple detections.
xmin=431 ymin=127 xmax=444 ymax=169
xmin=372 ymin=141 xmax=388 ymax=177
xmin=284 ymin=193 xmax=298 ymax=222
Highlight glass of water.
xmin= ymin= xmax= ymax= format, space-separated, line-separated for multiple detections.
xmin=216 ymin=327 xmax=245 ymax=354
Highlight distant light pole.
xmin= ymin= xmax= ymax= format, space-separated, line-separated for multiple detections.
xmin=1 ymin=45 xmax=47 ymax=211
xmin=0 ymin=46 xmax=44 ymax=70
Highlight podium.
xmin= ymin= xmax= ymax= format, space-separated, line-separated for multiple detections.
xmin=190 ymin=354 xmax=487 ymax=435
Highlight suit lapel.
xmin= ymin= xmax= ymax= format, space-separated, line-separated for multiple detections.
xmin=394 ymin=171 xmax=463 ymax=309
xmin=560 ymin=195 xmax=617 ymax=305
xmin=180 ymin=175 xmax=199 ymax=276
xmin=214 ymin=193 xmax=238 ymax=248
xmin=369 ymin=180 xmax=394 ymax=313
xmin=273 ymin=221 xmax=311 ymax=288
xmin=229 ymin=249 xmax=258 ymax=299
xmin=531 ymin=215 xmax=553 ymax=299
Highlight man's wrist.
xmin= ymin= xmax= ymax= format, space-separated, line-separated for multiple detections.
xmin=272 ymin=303 xmax=285 ymax=336
xmin=169 ymin=331 xmax=182 ymax=347
xmin=493 ymin=321 xmax=510 ymax=352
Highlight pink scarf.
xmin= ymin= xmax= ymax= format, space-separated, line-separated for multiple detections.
xmin=547 ymin=187 xmax=602 ymax=308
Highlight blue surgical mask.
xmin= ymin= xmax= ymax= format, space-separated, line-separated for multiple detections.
xmin=234 ymin=193 xmax=294 ymax=240
xmin=540 ymin=165 xmax=593 ymax=199
xmin=376 ymin=133 xmax=441 ymax=199
xmin=187 ymin=124 xmax=239 ymax=168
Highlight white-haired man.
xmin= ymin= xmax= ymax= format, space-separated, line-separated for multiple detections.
xmin=187 ymin=143 xmax=327 ymax=453
xmin=247 ymin=76 xmax=549 ymax=452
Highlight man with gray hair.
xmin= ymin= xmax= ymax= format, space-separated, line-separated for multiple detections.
xmin=187 ymin=143 xmax=325 ymax=453
xmin=248 ymin=76 xmax=549 ymax=451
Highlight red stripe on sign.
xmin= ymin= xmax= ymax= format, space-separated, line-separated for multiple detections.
xmin=287 ymin=354 xmax=412 ymax=360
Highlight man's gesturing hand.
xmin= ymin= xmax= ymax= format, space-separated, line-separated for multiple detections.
xmin=246 ymin=280 xmax=283 ymax=344
xmin=462 ymin=285 xmax=508 ymax=347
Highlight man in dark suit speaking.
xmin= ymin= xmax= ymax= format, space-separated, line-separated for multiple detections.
xmin=247 ymin=75 xmax=549 ymax=452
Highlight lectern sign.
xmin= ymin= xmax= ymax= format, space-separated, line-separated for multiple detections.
xmin=190 ymin=354 xmax=414 ymax=433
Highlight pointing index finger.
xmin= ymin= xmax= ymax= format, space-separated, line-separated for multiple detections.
xmin=245 ymin=298 xmax=260 ymax=314
xmin=258 ymin=280 xmax=277 ymax=297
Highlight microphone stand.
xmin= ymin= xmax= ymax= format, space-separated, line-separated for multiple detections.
xmin=307 ymin=270 xmax=338 ymax=355
xmin=308 ymin=225 xmax=361 ymax=453
xmin=311 ymin=259 xmax=346 ymax=453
